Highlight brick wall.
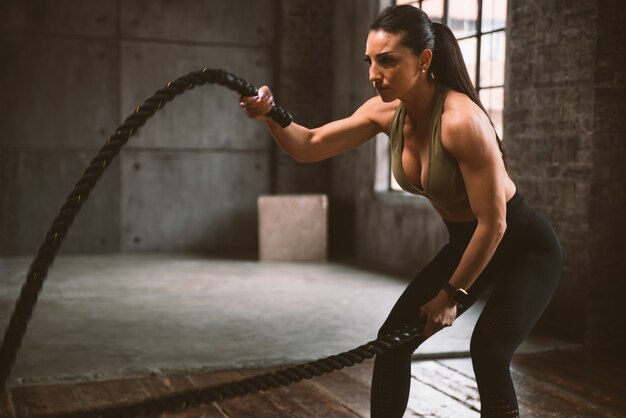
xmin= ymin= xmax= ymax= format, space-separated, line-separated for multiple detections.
xmin=587 ymin=0 xmax=626 ymax=347
xmin=506 ymin=0 xmax=625 ymax=346
xmin=273 ymin=0 xmax=334 ymax=193
xmin=506 ymin=0 xmax=597 ymax=341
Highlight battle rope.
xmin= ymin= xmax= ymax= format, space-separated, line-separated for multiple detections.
xmin=54 ymin=321 xmax=426 ymax=418
xmin=0 ymin=69 xmax=426 ymax=417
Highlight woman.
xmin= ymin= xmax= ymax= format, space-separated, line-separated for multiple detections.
xmin=240 ymin=5 xmax=562 ymax=418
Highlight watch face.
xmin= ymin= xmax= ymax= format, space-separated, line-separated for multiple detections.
xmin=453 ymin=288 xmax=470 ymax=306
xmin=443 ymin=283 xmax=470 ymax=306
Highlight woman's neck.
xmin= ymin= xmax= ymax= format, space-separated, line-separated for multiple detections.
xmin=401 ymin=79 xmax=438 ymax=127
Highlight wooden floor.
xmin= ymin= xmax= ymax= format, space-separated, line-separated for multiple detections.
xmin=2 ymin=348 xmax=625 ymax=418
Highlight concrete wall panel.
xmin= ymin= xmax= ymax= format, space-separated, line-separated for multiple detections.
xmin=120 ymin=150 xmax=269 ymax=253
xmin=120 ymin=0 xmax=275 ymax=45
xmin=0 ymin=148 xmax=119 ymax=254
xmin=0 ymin=0 xmax=116 ymax=37
xmin=0 ymin=36 xmax=118 ymax=147
xmin=120 ymin=41 xmax=272 ymax=150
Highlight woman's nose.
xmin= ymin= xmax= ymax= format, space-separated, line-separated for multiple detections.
xmin=369 ymin=66 xmax=381 ymax=83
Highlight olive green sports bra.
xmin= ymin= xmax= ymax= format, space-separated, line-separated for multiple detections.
xmin=388 ymin=83 xmax=471 ymax=211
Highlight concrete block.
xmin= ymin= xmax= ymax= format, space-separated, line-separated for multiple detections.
xmin=258 ymin=194 xmax=328 ymax=262
xmin=120 ymin=150 xmax=270 ymax=252
xmin=0 ymin=0 xmax=116 ymax=36
xmin=120 ymin=41 xmax=273 ymax=150
xmin=0 ymin=36 xmax=118 ymax=147
xmin=120 ymin=0 xmax=275 ymax=45
xmin=0 ymin=147 xmax=119 ymax=255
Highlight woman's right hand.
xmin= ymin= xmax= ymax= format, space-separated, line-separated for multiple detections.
xmin=239 ymin=85 xmax=275 ymax=122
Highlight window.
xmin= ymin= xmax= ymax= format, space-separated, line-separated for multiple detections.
xmin=387 ymin=0 xmax=507 ymax=192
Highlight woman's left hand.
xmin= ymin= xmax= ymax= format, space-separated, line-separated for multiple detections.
xmin=420 ymin=290 xmax=458 ymax=338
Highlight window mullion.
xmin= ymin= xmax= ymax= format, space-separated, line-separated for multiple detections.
xmin=457 ymin=27 xmax=504 ymax=42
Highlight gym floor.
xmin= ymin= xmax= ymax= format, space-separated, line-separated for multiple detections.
xmin=2 ymin=254 xmax=616 ymax=417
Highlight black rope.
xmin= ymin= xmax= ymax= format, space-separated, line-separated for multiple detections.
xmin=50 ymin=322 xmax=426 ymax=418
xmin=0 ymin=68 xmax=425 ymax=417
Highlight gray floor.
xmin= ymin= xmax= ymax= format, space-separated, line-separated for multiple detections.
xmin=0 ymin=254 xmax=576 ymax=386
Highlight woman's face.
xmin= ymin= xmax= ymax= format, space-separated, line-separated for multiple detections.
xmin=365 ymin=30 xmax=423 ymax=102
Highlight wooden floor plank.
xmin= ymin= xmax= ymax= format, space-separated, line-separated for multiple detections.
xmin=189 ymin=368 xmax=287 ymax=417
xmin=0 ymin=390 xmax=15 ymax=418
xmin=544 ymin=349 xmax=626 ymax=380
xmin=511 ymin=369 xmax=619 ymax=418
xmin=512 ymin=360 xmax=625 ymax=417
xmin=515 ymin=349 xmax=626 ymax=386
xmin=188 ymin=369 xmax=255 ymax=387
xmin=412 ymin=360 xmax=480 ymax=411
xmin=159 ymin=373 xmax=199 ymax=392
xmin=406 ymin=374 xmax=479 ymax=418
xmin=437 ymin=357 xmax=475 ymax=380
xmin=72 ymin=380 xmax=117 ymax=412
xmin=98 ymin=378 xmax=152 ymax=407
xmin=264 ymin=379 xmax=360 ymax=418
xmin=139 ymin=377 xmax=226 ymax=418
xmin=6 ymin=348 xmax=626 ymax=418
xmin=307 ymin=369 xmax=371 ymax=417
xmin=513 ymin=350 xmax=626 ymax=413
xmin=343 ymin=359 xmax=479 ymax=417
xmin=203 ymin=370 xmax=292 ymax=418
xmin=344 ymin=360 xmax=478 ymax=418
xmin=218 ymin=391 xmax=291 ymax=418
xmin=9 ymin=384 xmax=83 ymax=417
xmin=338 ymin=362 xmax=374 ymax=386
xmin=160 ymin=403 xmax=226 ymax=418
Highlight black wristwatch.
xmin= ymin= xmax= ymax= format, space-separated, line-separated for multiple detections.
xmin=442 ymin=282 xmax=470 ymax=307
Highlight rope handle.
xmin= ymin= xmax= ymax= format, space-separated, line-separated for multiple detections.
xmin=216 ymin=69 xmax=292 ymax=128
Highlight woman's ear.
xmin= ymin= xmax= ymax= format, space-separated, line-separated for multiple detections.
xmin=419 ymin=49 xmax=433 ymax=72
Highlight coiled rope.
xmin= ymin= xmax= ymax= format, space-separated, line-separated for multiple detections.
xmin=0 ymin=69 xmax=426 ymax=417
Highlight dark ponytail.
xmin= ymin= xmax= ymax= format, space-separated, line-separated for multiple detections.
xmin=430 ymin=22 xmax=507 ymax=166
xmin=430 ymin=23 xmax=478 ymax=112
xmin=370 ymin=5 xmax=507 ymax=167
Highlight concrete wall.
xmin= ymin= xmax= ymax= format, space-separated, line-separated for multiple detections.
xmin=0 ymin=0 xmax=275 ymax=255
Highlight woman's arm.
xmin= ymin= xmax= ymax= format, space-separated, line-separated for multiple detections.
xmin=420 ymin=108 xmax=508 ymax=337
xmin=443 ymin=111 xmax=508 ymax=291
xmin=240 ymin=86 xmax=386 ymax=162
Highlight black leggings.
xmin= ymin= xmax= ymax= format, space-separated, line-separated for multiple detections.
xmin=370 ymin=193 xmax=562 ymax=418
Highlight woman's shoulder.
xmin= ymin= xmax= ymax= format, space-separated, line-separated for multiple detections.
xmin=440 ymin=89 xmax=497 ymax=153
xmin=442 ymin=89 xmax=492 ymax=131
xmin=442 ymin=88 xmax=480 ymax=117
xmin=355 ymin=95 xmax=402 ymax=135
